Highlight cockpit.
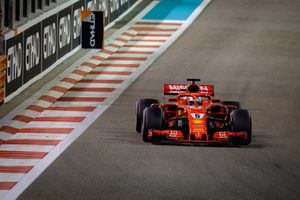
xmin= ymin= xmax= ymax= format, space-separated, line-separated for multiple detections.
xmin=178 ymin=95 xmax=210 ymax=107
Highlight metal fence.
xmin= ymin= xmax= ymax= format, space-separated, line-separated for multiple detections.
xmin=1 ymin=0 xmax=139 ymax=36
xmin=1 ymin=1 xmax=72 ymax=33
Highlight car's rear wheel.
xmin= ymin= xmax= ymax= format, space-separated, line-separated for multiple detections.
xmin=136 ymin=99 xmax=159 ymax=133
xmin=142 ymin=107 xmax=163 ymax=142
xmin=230 ymin=109 xmax=252 ymax=146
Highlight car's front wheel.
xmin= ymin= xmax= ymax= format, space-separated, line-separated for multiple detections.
xmin=230 ymin=109 xmax=252 ymax=145
xmin=142 ymin=107 xmax=164 ymax=142
xmin=136 ymin=98 xmax=159 ymax=133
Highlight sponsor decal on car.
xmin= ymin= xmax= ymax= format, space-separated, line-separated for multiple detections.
xmin=169 ymin=130 xmax=178 ymax=137
xmin=191 ymin=113 xmax=204 ymax=119
xmin=193 ymin=119 xmax=204 ymax=124
xmin=218 ymin=132 xmax=228 ymax=139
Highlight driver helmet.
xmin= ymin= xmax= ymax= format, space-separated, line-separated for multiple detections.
xmin=196 ymin=96 xmax=202 ymax=106
xmin=188 ymin=97 xmax=195 ymax=106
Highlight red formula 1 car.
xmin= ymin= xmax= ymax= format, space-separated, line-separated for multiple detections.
xmin=135 ymin=79 xmax=252 ymax=146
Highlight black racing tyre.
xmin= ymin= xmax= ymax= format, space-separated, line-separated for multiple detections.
xmin=230 ymin=109 xmax=252 ymax=145
xmin=222 ymin=101 xmax=241 ymax=109
xmin=136 ymin=99 xmax=159 ymax=133
xmin=142 ymin=107 xmax=163 ymax=142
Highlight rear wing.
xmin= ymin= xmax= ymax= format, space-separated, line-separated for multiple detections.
xmin=163 ymin=84 xmax=214 ymax=96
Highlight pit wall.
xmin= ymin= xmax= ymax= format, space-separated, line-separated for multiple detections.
xmin=2 ymin=0 xmax=140 ymax=103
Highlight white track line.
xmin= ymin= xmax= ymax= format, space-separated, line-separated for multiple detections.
xmin=0 ymin=133 xmax=13 ymax=141
xmin=118 ymin=47 xmax=160 ymax=52
xmin=118 ymin=35 xmax=132 ymax=41
xmin=7 ymin=121 xmax=27 ymax=129
xmin=74 ymin=83 xmax=122 ymax=88
xmin=127 ymin=41 xmax=164 ymax=45
xmin=0 ymin=145 xmax=54 ymax=152
xmin=83 ymin=59 xmax=102 ymax=65
xmin=32 ymin=101 xmax=53 ymax=108
xmin=110 ymin=53 xmax=150 ymax=58
xmin=39 ymin=111 xmax=91 ymax=116
xmin=0 ymin=174 xmax=24 ymax=182
xmin=68 ymin=74 xmax=84 ymax=81
xmin=52 ymin=101 xmax=101 ymax=106
xmin=101 ymin=60 xmax=143 ymax=65
xmin=105 ymin=46 xmax=119 ymax=52
xmin=56 ymin=82 xmax=75 ymax=89
xmin=63 ymin=91 xmax=109 ymax=97
xmin=77 ymin=66 xmax=94 ymax=73
xmin=0 ymin=191 xmax=8 ymax=198
xmin=96 ymin=52 xmax=111 ymax=59
xmin=83 ymin=74 xmax=129 ymax=79
xmin=131 ymin=25 xmax=181 ymax=29
xmin=44 ymin=91 xmax=63 ymax=99
xmin=132 ymin=36 xmax=170 ymax=40
xmin=92 ymin=67 xmax=136 ymax=72
xmin=111 ymin=40 xmax=126 ymax=47
xmin=137 ymin=31 xmax=175 ymax=35
xmin=25 ymin=122 xmax=80 ymax=128
xmin=11 ymin=133 xmax=68 ymax=141
xmin=0 ymin=159 xmax=40 ymax=166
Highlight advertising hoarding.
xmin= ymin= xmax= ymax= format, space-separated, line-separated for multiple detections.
xmin=81 ymin=10 xmax=104 ymax=49
xmin=3 ymin=0 xmax=140 ymax=102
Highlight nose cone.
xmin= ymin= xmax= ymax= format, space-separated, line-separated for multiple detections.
xmin=187 ymin=107 xmax=208 ymax=140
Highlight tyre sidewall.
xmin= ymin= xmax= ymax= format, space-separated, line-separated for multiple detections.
xmin=136 ymin=99 xmax=159 ymax=133
xmin=230 ymin=109 xmax=252 ymax=145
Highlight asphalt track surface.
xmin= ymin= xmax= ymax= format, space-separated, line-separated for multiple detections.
xmin=19 ymin=0 xmax=300 ymax=199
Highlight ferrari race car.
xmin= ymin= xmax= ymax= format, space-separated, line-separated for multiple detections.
xmin=135 ymin=79 xmax=252 ymax=146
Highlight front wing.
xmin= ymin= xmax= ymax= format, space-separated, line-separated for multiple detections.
xmin=148 ymin=129 xmax=248 ymax=145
